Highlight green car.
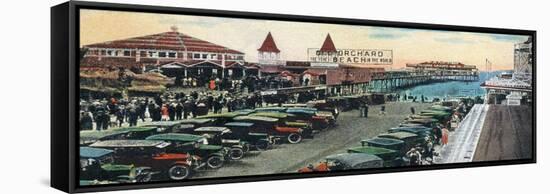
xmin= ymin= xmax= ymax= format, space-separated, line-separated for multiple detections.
xmin=79 ymin=147 xmax=152 ymax=183
xmin=377 ymin=132 xmax=425 ymax=152
xmin=111 ymin=126 xmax=160 ymax=139
xmin=224 ymin=122 xmax=277 ymax=151
xmin=347 ymin=146 xmax=401 ymax=167
xmin=146 ymin=133 xmax=227 ymax=169
xmin=196 ymin=112 xmax=248 ymax=126
xmin=190 ymin=127 xmax=248 ymax=160
xmin=361 ymin=137 xmax=406 ymax=154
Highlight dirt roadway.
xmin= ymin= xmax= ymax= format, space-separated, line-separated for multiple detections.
xmin=473 ymin=105 xmax=533 ymax=161
xmin=193 ymin=102 xmax=433 ymax=179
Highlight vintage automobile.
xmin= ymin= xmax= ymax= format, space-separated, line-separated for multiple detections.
xmin=428 ymin=105 xmax=453 ymax=112
xmin=401 ymin=118 xmax=438 ymax=128
xmin=306 ymin=100 xmax=340 ymax=119
xmin=196 ymin=112 xmax=248 ymax=126
xmin=361 ymin=137 xmax=406 ymax=154
xmin=285 ymin=108 xmax=332 ymax=130
xmin=89 ymin=140 xmax=199 ymax=180
xmin=111 ymin=126 xmax=160 ymax=139
xmin=253 ymin=107 xmax=288 ymax=113
xmin=298 ymin=153 xmax=383 ymax=173
xmin=80 ymin=147 xmax=153 ymax=183
xmin=223 ymin=122 xmax=277 ymax=151
xmin=146 ymin=133 xmax=228 ymax=169
xmin=408 ymin=114 xmax=437 ymax=120
xmin=377 ymin=132 xmax=425 ymax=151
xmin=189 ymin=127 xmax=248 ymax=159
xmin=233 ymin=115 xmax=305 ymax=144
xmin=80 ymin=130 xmax=130 ymax=145
xmin=252 ymin=107 xmax=333 ymax=130
xmin=249 ymin=112 xmax=313 ymax=136
xmin=168 ymin=118 xmax=215 ymax=133
xmin=347 ymin=146 xmax=402 ymax=167
xmin=141 ymin=121 xmax=184 ymax=133
xmin=388 ymin=126 xmax=433 ymax=139
xmin=419 ymin=110 xmax=452 ymax=120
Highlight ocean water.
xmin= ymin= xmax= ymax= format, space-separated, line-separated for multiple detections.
xmin=399 ymin=71 xmax=508 ymax=99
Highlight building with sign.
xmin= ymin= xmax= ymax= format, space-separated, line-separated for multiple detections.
xmin=81 ymin=26 xmax=259 ymax=79
xmin=255 ymin=32 xmax=384 ymax=93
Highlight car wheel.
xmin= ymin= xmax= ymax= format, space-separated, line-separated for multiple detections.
xmin=255 ymin=140 xmax=270 ymax=151
xmin=207 ymin=155 xmax=224 ymax=169
xmin=229 ymin=148 xmax=244 ymax=160
xmin=287 ymin=133 xmax=302 ymax=144
xmin=168 ymin=165 xmax=191 ymax=180
xmin=135 ymin=173 xmax=152 ymax=183
xmin=242 ymin=143 xmax=250 ymax=153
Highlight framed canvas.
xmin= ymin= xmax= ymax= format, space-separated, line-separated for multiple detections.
xmin=51 ymin=1 xmax=536 ymax=193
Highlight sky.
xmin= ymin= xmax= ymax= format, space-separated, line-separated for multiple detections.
xmin=80 ymin=9 xmax=529 ymax=71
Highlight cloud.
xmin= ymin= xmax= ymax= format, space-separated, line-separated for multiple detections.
xmin=434 ymin=37 xmax=474 ymax=44
xmin=489 ymin=34 xmax=527 ymax=42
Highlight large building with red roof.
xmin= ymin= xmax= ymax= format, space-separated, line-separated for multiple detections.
xmin=81 ymin=27 xmax=258 ymax=79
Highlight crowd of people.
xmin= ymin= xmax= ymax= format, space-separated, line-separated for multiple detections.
xmin=79 ymin=89 xmax=325 ymax=131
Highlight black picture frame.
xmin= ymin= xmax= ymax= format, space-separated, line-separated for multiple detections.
xmin=51 ymin=1 xmax=536 ymax=193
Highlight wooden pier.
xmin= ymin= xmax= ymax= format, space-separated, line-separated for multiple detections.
xmin=369 ymin=61 xmax=479 ymax=92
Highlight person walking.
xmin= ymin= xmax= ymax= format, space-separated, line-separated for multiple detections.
xmin=80 ymin=111 xmax=93 ymax=130
xmin=115 ymin=108 xmax=125 ymax=127
xmin=379 ymin=105 xmax=386 ymax=116
xmin=161 ymin=104 xmax=169 ymax=121
xmin=175 ymin=102 xmax=183 ymax=120
xmin=364 ymin=103 xmax=369 ymax=118
xmin=410 ymin=107 xmax=416 ymax=115
xmin=168 ymin=103 xmax=176 ymax=121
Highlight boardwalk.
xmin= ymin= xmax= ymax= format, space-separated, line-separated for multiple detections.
xmin=436 ymin=104 xmax=489 ymax=163
xmin=473 ymin=105 xmax=533 ymax=161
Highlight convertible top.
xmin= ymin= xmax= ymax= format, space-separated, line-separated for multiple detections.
xmin=388 ymin=127 xmax=432 ymax=135
xmin=362 ymin=137 xmax=405 ymax=146
xmin=254 ymin=107 xmax=287 ymax=112
xmin=80 ymin=147 xmax=114 ymax=158
xmin=249 ymin=112 xmax=291 ymax=119
xmin=378 ymin=132 xmax=418 ymax=140
xmin=90 ymin=140 xmax=170 ymax=148
xmin=233 ymin=116 xmax=279 ymax=122
xmin=80 ymin=130 xmax=128 ymax=142
xmin=178 ymin=118 xmax=213 ymax=124
xmin=143 ymin=121 xmax=181 ymax=127
xmin=146 ymin=133 xmax=204 ymax=142
xmin=111 ymin=126 xmax=158 ymax=132
xmin=197 ymin=112 xmax=245 ymax=118
xmin=194 ymin=127 xmax=231 ymax=133
xmin=225 ymin=122 xmax=255 ymax=127
xmin=325 ymin=153 xmax=383 ymax=168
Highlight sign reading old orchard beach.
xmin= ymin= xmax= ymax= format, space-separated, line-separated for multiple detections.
xmin=308 ymin=48 xmax=393 ymax=65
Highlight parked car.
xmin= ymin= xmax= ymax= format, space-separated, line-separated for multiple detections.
xmin=89 ymin=140 xmax=199 ymax=180
xmin=249 ymin=112 xmax=313 ymax=136
xmin=298 ymin=153 xmax=383 ymax=172
xmin=196 ymin=112 xmax=248 ymax=126
xmin=189 ymin=127 xmax=248 ymax=159
xmin=80 ymin=130 xmax=129 ymax=146
xmin=111 ymin=126 xmax=160 ymax=139
xmin=361 ymin=137 xmax=406 ymax=154
xmin=175 ymin=118 xmax=214 ymax=133
xmin=223 ymin=122 xmax=277 ymax=151
xmin=377 ymin=132 xmax=425 ymax=151
xmin=80 ymin=147 xmax=153 ymax=183
xmin=233 ymin=115 xmax=305 ymax=144
xmin=285 ymin=108 xmax=332 ymax=130
xmin=146 ymin=133 xmax=228 ymax=169
xmin=347 ymin=146 xmax=402 ymax=167
xmin=142 ymin=121 xmax=184 ymax=133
